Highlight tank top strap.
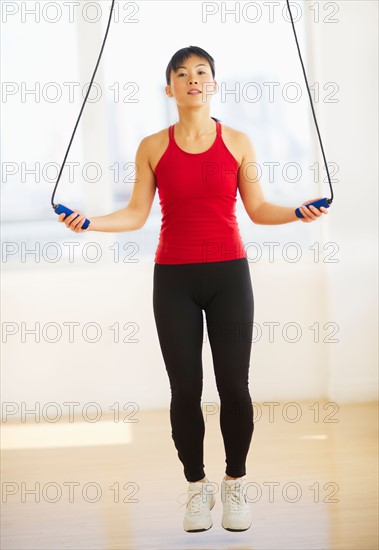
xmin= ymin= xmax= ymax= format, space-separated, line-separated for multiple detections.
xmin=168 ymin=125 xmax=174 ymax=140
xmin=215 ymin=119 xmax=221 ymax=136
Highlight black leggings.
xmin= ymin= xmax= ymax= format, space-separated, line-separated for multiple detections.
xmin=152 ymin=257 xmax=254 ymax=482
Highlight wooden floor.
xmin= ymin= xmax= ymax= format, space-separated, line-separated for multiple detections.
xmin=1 ymin=400 xmax=378 ymax=549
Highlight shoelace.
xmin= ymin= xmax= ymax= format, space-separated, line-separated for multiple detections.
xmin=223 ymin=481 xmax=247 ymax=511
xmin=177 ymin=488 xmax=210 ymax=512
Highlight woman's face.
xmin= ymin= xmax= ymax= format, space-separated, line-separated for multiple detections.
xmin=166 ymin=55 xmax=217 ymax=107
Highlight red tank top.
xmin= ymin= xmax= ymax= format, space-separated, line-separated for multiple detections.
xmin=154 ymin=120 xmax=247 ymax=264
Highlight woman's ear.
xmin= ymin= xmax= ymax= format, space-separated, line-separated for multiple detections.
xmin=165 ymin=85 xmax=174 ymax=98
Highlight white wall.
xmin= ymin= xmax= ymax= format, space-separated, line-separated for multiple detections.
xmin=1 ymin=258 xmax=331 ymax=416
xmin=1 ymin=1 xmax=377 ymax=420
xmin=309 ymin=0 xmax=378 ymax=401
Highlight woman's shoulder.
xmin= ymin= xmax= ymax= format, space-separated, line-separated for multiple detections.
xmin=138 ymin=128 xmax=171 ymax=174
xmin=139 ymin=127 xmax=169 ymax=151
xmin=220 ymin=122 xmax=250 ymax=143
xmin=219 ymin=123 xmax=253 ymax=167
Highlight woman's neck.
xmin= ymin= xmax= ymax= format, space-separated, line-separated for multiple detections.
xmin=175 ymin=111 xmax=216 ymax=139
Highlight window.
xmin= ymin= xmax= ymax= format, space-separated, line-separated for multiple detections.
xmin=2 ymin=0 xmax=320 ymax=268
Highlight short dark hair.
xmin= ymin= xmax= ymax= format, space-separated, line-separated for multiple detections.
xmin=165 ymin=46 xmax=220 ymax=123
xmin=165 ymin=45 xmax=216 ymax=86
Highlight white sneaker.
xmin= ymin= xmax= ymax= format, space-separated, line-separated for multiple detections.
xmin=177 ymin=478 xmax=216 ymax=532
xmin=221 ymin=475 xmax=252 ymax=531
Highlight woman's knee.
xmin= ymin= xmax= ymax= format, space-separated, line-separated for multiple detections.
xmin=170 ymin=380 xmax=203 ymax=402
xmin=217 ymin=380 xmax=252 ymax=403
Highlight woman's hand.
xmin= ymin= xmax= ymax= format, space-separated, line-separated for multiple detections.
xmin=298 ymin=197 xmax=329 ymax=223
xmin=57 ymin=209 xmax=90 ymax=232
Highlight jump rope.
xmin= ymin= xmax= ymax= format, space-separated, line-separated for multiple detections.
xmin=51 ymin=0 xmax=334 ymax=229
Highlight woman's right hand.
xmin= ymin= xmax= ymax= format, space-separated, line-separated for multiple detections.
xmin=57 ymin=210 xmax=90 ymax=233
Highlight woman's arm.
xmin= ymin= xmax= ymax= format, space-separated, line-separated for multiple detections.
xmin=58 ymin=137 xmax=156 ymax=233
xmin=237 ymin=133 xmax=328 ymax=225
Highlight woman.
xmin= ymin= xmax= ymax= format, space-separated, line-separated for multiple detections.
xmin=58 ymin=45 xmax=329 ymax=533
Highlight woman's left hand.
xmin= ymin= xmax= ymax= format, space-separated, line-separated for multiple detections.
xmin=298 ymin=197 xmax=329 ymax=223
